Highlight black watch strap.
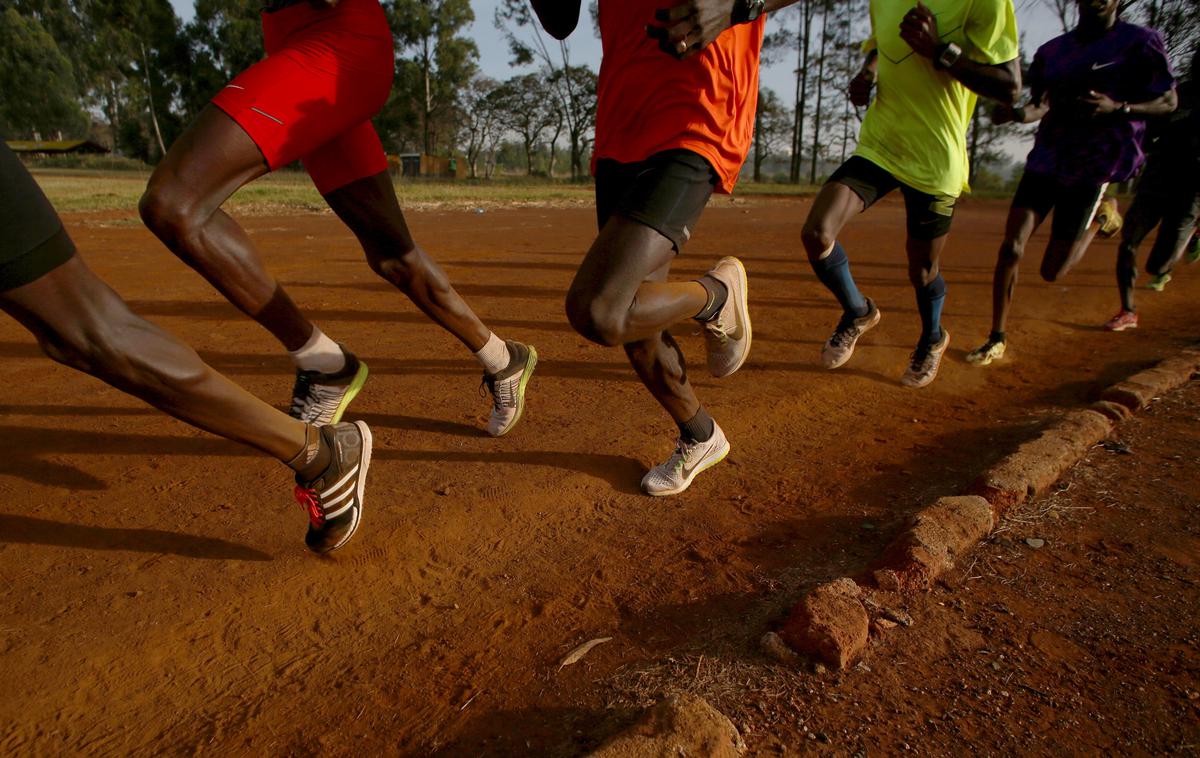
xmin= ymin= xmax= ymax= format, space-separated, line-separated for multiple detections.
xmin=732 ymin=0 xmax=766 ymax=24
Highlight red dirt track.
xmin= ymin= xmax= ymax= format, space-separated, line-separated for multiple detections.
xmin=0 ymin=194 xmax=1197 ymax=754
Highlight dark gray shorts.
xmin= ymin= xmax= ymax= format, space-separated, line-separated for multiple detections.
xmin=594 ymin=149 xmax=717 ymax=252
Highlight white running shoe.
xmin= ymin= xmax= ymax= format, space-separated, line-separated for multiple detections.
xmin=702 ymin=257 xmax=752 ymax=378
xmin=965 ymin=337 xmax=1006 ymax=366
xmin=901 ymin=329 xmax=950 ymax=388
xmin=640 ymin=423 xmax=730 ymax=497
xmin=821 ymin=299 xmax=881 ymax=369
xmin=482 ymin=340 xmax=537 ymax=437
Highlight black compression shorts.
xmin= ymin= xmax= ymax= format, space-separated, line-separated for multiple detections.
xmin=594 ymin=149 xmax=717 ymax=252
xmin=827 ymin=156 xmax=957 ymax=241
xmin=0 ymin=142 xmax=75 ymax=292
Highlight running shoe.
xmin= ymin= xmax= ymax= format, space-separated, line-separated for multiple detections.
xmin=290 ymin=346 xmax=369 ymax=426
xmin=821 ymin=299 xmax=881 ymax=369
xmin=901 ymin=329 xmax=950 ymax=388
xmin=482 ymin=340 xmax=537 ymax=437
xmin=1103 ymin=309 xmax=1138 ymax=332
xmin=702 ymin=256 xmax=752 ymax=378
xmin=1186 ymin=234 xmax=1199 ymax=264
xmin=641 ymin=423 xmax=730 ymax=497
xmin=1096 ymin=197 xmax=1123 ymax=238
xmin=1147 ymin=272 xmax=1171 ymax=291
xmin=293 ymin=420 xmax=372 ymax=555
xmin=965 ymin=337 xmax=1006 ymax=367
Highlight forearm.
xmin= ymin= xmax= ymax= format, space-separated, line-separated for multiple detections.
xmin=944 ymin=56 xmax=1021 ymax=104
xmin=1124 ymin=89 xmax=1178 ymax=117
xmin=531 ymin=0 xmax=581 ymax=39
xmin=1015 ymin=100 xmax=1049 ymax=124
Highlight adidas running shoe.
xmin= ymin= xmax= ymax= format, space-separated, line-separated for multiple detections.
xmin=966 ymin=337 xmax=1006 ymax=366
xmin=482 ymin=340 xmax=537 ymax=437
xmin=1096 ymin=197 xmax=1122 ymax=238
xmin=821 ymin=299 xmax=880 ymax=369
xmin=290 ymin=346 xmax=369 ymax=426
xmin=641 ymin=423 xmax=730 ymax=497
xmin=1103 ymin=309 xmax=1138 ymax=332
xmin=701 ymin=256 xmax=752 ymax=378
xmin=901 ymin=329 xmax=950 ymax=388
xmin=293 ymin=421 xmax=372 ymax=555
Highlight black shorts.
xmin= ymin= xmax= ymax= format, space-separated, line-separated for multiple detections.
xmin=827 ymin=156 xmax=956 ymax=240
xmin=594 ymin=149 xmax=717 ymax=252
xmin=1010 ymin=171 xmax=1107 ymax=243
xmin=0 ymin=142 xmax=76 ymax=292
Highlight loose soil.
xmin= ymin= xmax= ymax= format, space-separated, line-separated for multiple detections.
xmin=0 ymin=193 xmax=1196 ymax=754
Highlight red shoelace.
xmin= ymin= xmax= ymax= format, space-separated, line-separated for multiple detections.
xmin=293 ymin=485 xmax=325 ymax=527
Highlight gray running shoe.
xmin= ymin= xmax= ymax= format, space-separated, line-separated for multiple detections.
xmin=293 ymin=421 xmax=372 ymax=555
xmin=289 ymin=346 xmax=369 ymax=426
xmin=640 ymin=423 xmax=730 ymax=497
xmin=702 ymin=256 xmax=752 ymax=378
xmin=482 ymin=340 xmax=537 ymax=437
xmin=821 ymin=299 xmax=881 ymax=369
xmin=901 ymin=329 xmax=951 ymax=388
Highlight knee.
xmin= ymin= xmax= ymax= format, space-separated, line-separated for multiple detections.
xmin=138 ymin=180 xmax=198 ymax=244
xmin=368 ymin=249 xmax=419 ymax=288
xmin=1039 ymin=260 xmax=1061 ymax=282
xmin=801 ymin=220 xmax=836 ymax=261
xmin=998 ymin=238 xmax=1024 ymax=268
xmin=565 ymin=290 xmax=624 ymax=347
xmin=908 ymin=263 xmax=938 ymax=288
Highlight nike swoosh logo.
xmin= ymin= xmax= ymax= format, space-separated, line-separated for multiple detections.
xmin=1091 ymin=61 xmax=1117 ymax=70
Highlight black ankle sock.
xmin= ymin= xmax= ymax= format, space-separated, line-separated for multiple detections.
xmin=678 ymin=407 xmax=716 ymax=443
xmin=693 ymin=276 xmax=728 ymax=322
xmin=989 ymin=330 xmax=1006 ymax=343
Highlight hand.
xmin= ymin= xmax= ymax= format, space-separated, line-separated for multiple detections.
xmin=991 ymin=103 xmax=1016 ymax=124
xmin=849 ymin=69 xmax=875 ymax=107
xmin=1079 ymin=90 xmax=1120 ymax=116
xmin=646 ymin=0 xmax=736 ymax=60
xmin=899 ymin=1 xmax=939 ymax=59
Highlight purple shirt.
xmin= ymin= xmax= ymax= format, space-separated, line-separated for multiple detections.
xmin=1025 ymin=22 xmax=1175 ymax=186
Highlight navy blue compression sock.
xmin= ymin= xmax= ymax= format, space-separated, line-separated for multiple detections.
xmin=916 ymin=274 xmax=946 ymax=346
xmin=811 ymin=242 xmax=868 ymax=320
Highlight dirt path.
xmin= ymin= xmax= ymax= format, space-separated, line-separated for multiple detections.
xmin=0 ymin=197 xmax=1197 ymax=754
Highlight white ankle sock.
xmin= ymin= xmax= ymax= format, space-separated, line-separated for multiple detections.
xmin=289 ymin=327 xmax=345 ymax=373
xmin=474 ymin=332 xmax=509 ymax=374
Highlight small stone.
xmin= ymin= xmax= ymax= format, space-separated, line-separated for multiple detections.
xmin=854 ymin=662 xmax=871 ymax=673
xmin=759 ymin=631 xmax=798 ymax=663
xmin=125 ymin=591 xmax=142 ymax=598
xmin=1025 ymin=538 xmax=1045 ymax=549
xmin=435 ymin=484 xmax=451 ymax=496
xmin=813 ymin=662 xmax=828 ymax=675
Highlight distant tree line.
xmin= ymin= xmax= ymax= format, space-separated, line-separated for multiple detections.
xmin=2 ymin=0 xmax=1194 ymax=182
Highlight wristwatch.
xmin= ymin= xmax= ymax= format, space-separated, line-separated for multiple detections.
xmin=934 ymin=42 xmax=963 ymax=70
xmin=1119 ymin=102 xmax=1132 ymax=115
xmin=732 ymin=0 xmax=766 ymax=24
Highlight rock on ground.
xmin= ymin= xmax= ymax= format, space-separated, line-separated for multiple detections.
xmin=588 ymin=693 xmax=746 ymax=758
xmin=779 ymin=578 xmax=869 ymax=670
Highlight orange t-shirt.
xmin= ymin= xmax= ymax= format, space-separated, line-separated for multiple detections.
xmin=592 ymin=1 xmax=765 ymax=194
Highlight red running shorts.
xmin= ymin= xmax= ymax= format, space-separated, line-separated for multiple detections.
xmin=211 ymin=0 xmax=393 ymax=195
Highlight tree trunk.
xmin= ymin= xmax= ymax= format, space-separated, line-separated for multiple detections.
xmin=790 ymin=1 xmax=812 ymax=183
xmin=422 ymin=35 xmax=433 ymax=155
xmin=809 ymin=6 xmax=829 ymax=184
xmin=139 ymin=40 xmax=166 ymax=159
xmin=754 ymin=103 xmax=764 ymax=182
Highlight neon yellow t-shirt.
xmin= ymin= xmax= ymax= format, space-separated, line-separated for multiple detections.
xmin=854 ymin=0 xmax=1019 ymax=197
